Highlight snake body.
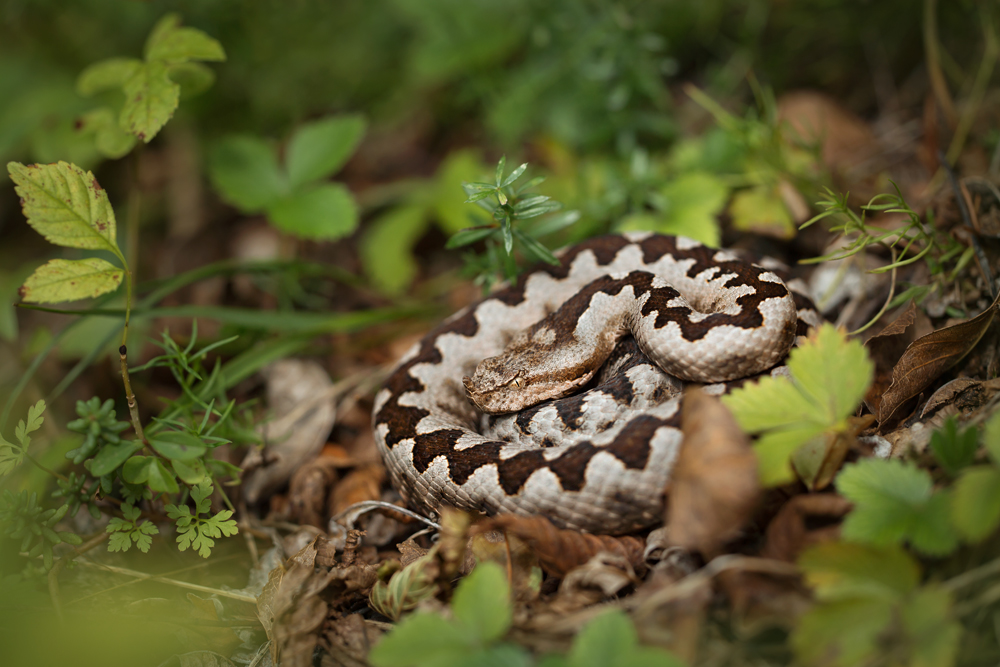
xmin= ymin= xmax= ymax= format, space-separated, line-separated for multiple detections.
xmin=373 ymin=233 xmax=817 ymax=534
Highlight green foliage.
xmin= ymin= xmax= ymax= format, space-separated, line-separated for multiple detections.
xmin=208 ymin=115 xmax=364 ymax=240
xmin=617 ymin=170 xmax=726 ymax=247
xmin=931 ymin=416 xmax=980 ymax=476
xmin=949 ymin=413 xmax=1000 ymax=543
xmin=793 ymin=542 xmax=960 ymax=667
xmin=7 ymin=161 xmax=129 ymax=305
xmin=76 ymin=13 xmax=225 ymax=153
xmin=539 ymin=610 xmax=684 ymax=667
xmin=370 ymin=556 xmax=439 ymax=621
xmin=65 ymin=397 xmax=132 ymax=466
xmin=448 ymin=156 xmax=579 ymax=290
xmin=165 ymin=482 xmax=236 ymax=558
xmin=51 ymin=472 xmax=101 ymax=521
xmin=721 ymin=324 xmax=873 ymax=486
xmin=0 ymin=491 xmax=83 ymax=569
xmin=369 ymin=561 xmax=529 ymax=667
xmin=836 ymin=458 xmax=958 ymax=556
xmin=0 ymin=400 xmax=46 ymax=477
xmin=106 ymin=502 xmax=159 ymax=553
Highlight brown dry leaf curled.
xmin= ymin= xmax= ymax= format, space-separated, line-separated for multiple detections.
xmin=760 ymin=493 xmax=853 ymax=562
xmin=864 ymin=301 xmax=917 ymax=415
xmin=878 ymin=293 xmax=999 ymax=424
xmin=477 ymin=514 xmax=645 ymax=578
xmin=667 ymin=388 xmax=760 ymax=556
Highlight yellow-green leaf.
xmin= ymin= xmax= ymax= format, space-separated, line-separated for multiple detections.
xmin=787 ymin=323 xmax=872 ymax=425
xmin=78 ymin=107 xmax=137 ymax=159
xmin=120 ymin=61 xmax=180 ymax=143
xmin=19 ymin=258 xmax=123 ymax=304
xmin=618 ymin=171 xmax=727 ymax=247
xmin=76 ymin=57 xmax=142 ymax=96
xmin=361 ymin=205 xmax=428 ymax=295
xmin=145 ymin=14 xmax=225 ymax=63
xmin=8 ymin=161 xmax=121 ymax=257
xmin=730 ymin=184 xmax=795 ymax=239
xmin=951 ymin=466 xmax=1000 ymax=542
xmin=798 ymin=542 xmax=919 ymax=602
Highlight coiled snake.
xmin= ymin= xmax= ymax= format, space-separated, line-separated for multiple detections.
xmin=373 ymin=233 xmax=818 ymax=534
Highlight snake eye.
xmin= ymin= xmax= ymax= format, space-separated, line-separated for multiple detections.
xmin=513 ymin=379 xmax=521 ymax=388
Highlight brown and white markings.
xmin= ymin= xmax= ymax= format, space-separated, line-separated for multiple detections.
xmin=372 ymin=232 xmax=818 ymax=534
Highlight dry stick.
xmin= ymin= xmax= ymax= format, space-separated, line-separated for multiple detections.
xmin=71 ymin=559 xmax=258 ymax=603
xmin=120 ymin=344 xmax=144 ymax=442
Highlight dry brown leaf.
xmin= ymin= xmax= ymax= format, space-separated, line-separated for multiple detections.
xmin=477 ymin=514 xmax=645 ymax=579
xmin=921 ymin=377 xmax=1000 ymax=419
xmin=777 ymin=91 xmax=876 ymax=175
xmin=667 ymin=388 xmax=759 ymax=556
xmin=328 ymin=462 xmax=386 ymax=517
xmin=321 ymin=613 xmax=384 ymax=667
xmin=288 ymin=457 xmax=339 ymax=528
xmin=557 ymin=552 xmax=640 ymax=603
xmin=878 ymin=293 xmax=1000 ymax=424
xmin=243 ymin=359 xmax=338 ymax=503
xmin=864 ymin=301 xmax=917 ymax=415
xmin=760 ymin=493 xmax=852 ymax=562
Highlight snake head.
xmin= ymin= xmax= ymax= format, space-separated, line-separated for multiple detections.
xmin=463 ymin=350 xmax=597 ymax=414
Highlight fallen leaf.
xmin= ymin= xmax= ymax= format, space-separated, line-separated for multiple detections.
xmin=477 ymin=514 xmax=645 ymax=579
xmin=288 ymin=456 xmax=339 ymax=528
xmin=921 ymin=377 xmax=1000 ymax=419
xmin=328 ymin=462 xmax=386 ymax=516
xmin=878 ymin=294 xmax=1000 ymax=424
xmin=243 ymin=359 xmax=338 ymax=503
xmin=321 ymin=613 xmax=384 ymax=667
xmin=667 ymin=388 xmax=759 ymax=556
xmin=554 ymin=552 xmax=640 ymax=611
xmin=864 ymin=301 xmax=917 ymax=416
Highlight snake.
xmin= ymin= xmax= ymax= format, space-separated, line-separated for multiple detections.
xmin=373 ymin=232 xmax=819 ymax=534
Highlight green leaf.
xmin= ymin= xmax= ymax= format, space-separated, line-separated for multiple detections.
xmin=368 ymin=612 xmax=471 ymax=667
xmin=500 ymin=162 xmax=527 ymax=188
xmin=431 ymin=150 xmax=487 ymax=234
xmin=88 ymin=439 xmax=142 ymax=476
xmin=168 ymin=62 xmax=216 ymax=98
xmin=76 ymin=57 xmax=143 ymax=96
xmin=900 ymin=586 xmax=961 ymax=667
xmin=836 ymin=459 xmax=958 ymax=555
xmin=569 ymin=611 xmax=637 ymax=667
xmin=7 ymin=161 xmax=121 ymax=256
xmin=148 ymin=430 xmax=207 ymax=461
xmin=721 ymin=324 xmax=872 ymax=486
xmin=730 ymin=184 xmax=795 ymax=239
xmin=267 ymin=183 xmax=358 ymax=240
xmin=930 ymin=417 xmax=979 ymax=476
xmin=120 ymin=60 xmax=180 ymax=142
xmin=951 ymin=466 xmax=1000 ymax=542
xmin=78 ymin=107 xmax=137 ymax=159
xmin=360 ymin=205 xmax=428 ymax=295
xmin=452 ymin=562 xmax=512 ymax=643
xmin=19 ymin=400 xmax=46 ymax=445
xmin=0 ymin=441 xmax=24 ymax=477
xmin=122 ymin=455 xmax=179 ymax=494
xmin=209 ymin=135 xmax=287 ymax=211
xmin=446 ymin=227 xmax=496 ymax=248
xmin=984 ymin=412 xmax=1000 ymax=464
xmin=798 ymin=542 xmax=918 ymax=602
xmin=792 ymin=597 xmax=893 ymax=667
xmin=285 ymin=115 xmax=366 ymax=189
xmin=172 ymin=458 xmax=208 ymax=484
xmin=190 ymin=481 xmax=213 ymax=515
xmin=619 ymin=171 xmax=727 ymax=247
xmin=145 ymin=15 xmax=225 ymax=63
xmin=19 ymin=258 xmax=123 ymax=304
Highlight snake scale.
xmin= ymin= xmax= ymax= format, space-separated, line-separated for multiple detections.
xmin=373 ymin=232 xmax=819 ymax=534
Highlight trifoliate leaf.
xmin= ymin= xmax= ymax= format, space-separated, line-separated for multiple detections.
xmin=120 ymin=60 xmax=180 ymax=142
xmin=144 ymin=14 xmax=225 ymax=63
xmin=798 ymin=542 xmax=919 ymax=602
xmin=285 ymin=115 xmax=366 ymax=189
xmin=368 ymin=611 xmax=471 ymax=667
xmin=836 ymin=458 xmax=958 ymax=555
xmin=361 ymin=205 xmax=429 ymax=295
xmin=106 ymin=503 xmax=159 ymax=553
xmin=8 ymin=161 xmax=121 ymax=256
xmin=930 ymin=417 xmax=979 ymax=476
xmin=19 ymin=258 xmax=123 ymax=304
xmin=76 ymin=57 xmax=142 ymax=96
xmin=722 ymin=324 xmax=872 ymax=485
xmin=951 ymin=467 xmax=1000 ymax=542
xmin=209 ymin=135 xmax=287 ymax=211
xmin=452 ymin=562 xmax=512 ymax=643
xmin=268 ymin=183 xmax=358 ymax=240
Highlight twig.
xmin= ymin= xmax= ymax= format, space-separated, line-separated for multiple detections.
xmin=940 ymin=151 xmax=997 ymax=301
